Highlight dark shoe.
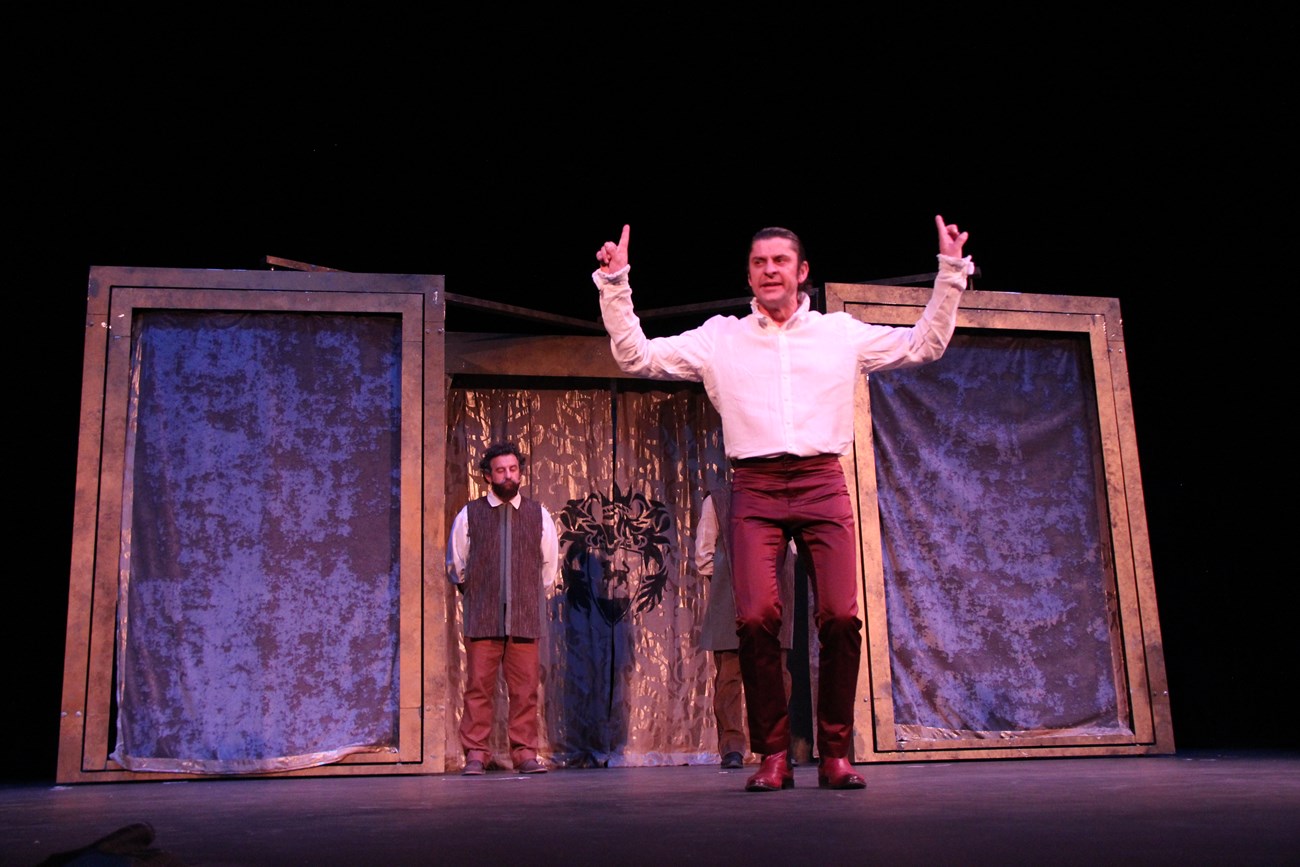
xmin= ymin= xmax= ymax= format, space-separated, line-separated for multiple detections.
xmin=745 ymin=751 xmax=793 ymax=791
xmin=517 ymin=757 xmax=548 ymax=774
xmin=818 ymin=756 xmax=865 ymax=789
xmin=721 ymin=751 xmax=744 ymax=770
xmin=462 ymin=758 xmax=485 ymax=776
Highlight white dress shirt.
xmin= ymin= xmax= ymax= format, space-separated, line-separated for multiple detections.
xmin=594 ymin=256 xmax=971 ymax=459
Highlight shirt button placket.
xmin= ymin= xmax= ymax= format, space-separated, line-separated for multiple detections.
xmin=778 ymin=330 xmax=795 ymax=453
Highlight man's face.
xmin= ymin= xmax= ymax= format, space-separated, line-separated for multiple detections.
xmin=747 ymin=237 xmax=809 ymax=321
xmin=485 ymin=454 xmax=521 ymax=501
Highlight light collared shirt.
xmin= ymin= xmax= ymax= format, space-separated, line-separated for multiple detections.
xmin=594 ymin=256 xmax=971 ymax=459
xmin=694 ymin=493 xmax=721 ymax=579
xmin=446 ymin=490 xmax=560 ymax=589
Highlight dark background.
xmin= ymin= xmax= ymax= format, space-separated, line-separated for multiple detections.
xmin=10 ymin=16 xmax=1290 ymax=781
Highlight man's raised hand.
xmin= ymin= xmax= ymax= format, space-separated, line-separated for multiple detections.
xmin=935 ymin=215 xmax=969 ymax=259
xmin=596 ymin=224 xmax=631 ymax=274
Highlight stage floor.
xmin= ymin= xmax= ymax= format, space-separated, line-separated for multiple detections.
xmin=4 ymin=750 xmax=1297 ymax=866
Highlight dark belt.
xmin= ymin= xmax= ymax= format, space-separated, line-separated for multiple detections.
xmin=730 ymin=453 xmax=837 ymax=468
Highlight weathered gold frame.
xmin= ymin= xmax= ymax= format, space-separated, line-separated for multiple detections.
xmin=58 ymin=266 xmax=446 ymax=782
xmin=827 ymin=283 xmax=1174 ymax=760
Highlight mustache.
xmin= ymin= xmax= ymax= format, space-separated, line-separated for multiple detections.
xmin=491 ymin=479 xmax=520 ymax=497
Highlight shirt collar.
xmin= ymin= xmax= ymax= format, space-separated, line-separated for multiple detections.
xmin=750 ymin=291 xmax=811 ymax=328
xmin=486 ymin=491 xmax=520 ymax=508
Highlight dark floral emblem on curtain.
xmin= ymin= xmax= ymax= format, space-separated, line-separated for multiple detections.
xmin=558 ymin=486 xmax=674 ymax=625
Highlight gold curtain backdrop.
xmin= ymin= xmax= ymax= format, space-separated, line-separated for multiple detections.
xmin=445 ymin=384 xmax=732 ymax=768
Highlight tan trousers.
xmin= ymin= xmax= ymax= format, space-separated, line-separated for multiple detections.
xmin=460 ymin=636 xmax=540 ymax=765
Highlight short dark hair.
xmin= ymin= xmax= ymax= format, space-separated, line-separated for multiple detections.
xmin=750 ymin=226 xmax=807 ymax=266
xmin=479 ymin=441 xmax=525 ymax=475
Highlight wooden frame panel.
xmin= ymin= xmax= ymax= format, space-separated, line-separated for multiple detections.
xmin=59 ymin=267 xmax=445 ymax=782
xmin=829 ymin=283 xmax=1173 ymax=761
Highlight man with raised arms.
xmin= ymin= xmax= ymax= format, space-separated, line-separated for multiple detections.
xmin=591 ymin=217 xmax=972 ymax=791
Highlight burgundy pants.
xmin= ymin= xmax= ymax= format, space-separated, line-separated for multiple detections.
xmin=460 ymin=636 xmax=540 ymax=765
xmin=730 ymin=455 xmax=861 ymax=758
xmin=714 ymin=648 xmax=793 ymax=758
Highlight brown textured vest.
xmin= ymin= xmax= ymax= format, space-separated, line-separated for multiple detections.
xmin=462 ymin=496 xmax=545 ymax=639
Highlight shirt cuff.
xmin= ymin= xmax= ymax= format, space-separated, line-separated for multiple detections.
xmin=592 ymin=265 xmax=630 ymax=287
xmin=937 ymin=254 xmax=975 ymax=276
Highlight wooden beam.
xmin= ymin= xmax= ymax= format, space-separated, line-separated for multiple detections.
xmin=445 ymin=292 xmax=605 ymax=332
xmin=855 ymin=266 xmax=982 ymax=286
xmin=265 ymin=255 xmax=343 ymax=272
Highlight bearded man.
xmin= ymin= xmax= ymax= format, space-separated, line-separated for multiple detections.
xmin=447 ymin=441 xmax=559 ymax=775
